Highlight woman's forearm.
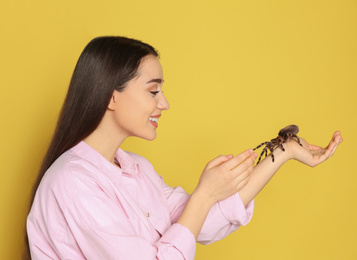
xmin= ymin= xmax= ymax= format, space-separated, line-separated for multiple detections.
xmin=176 ymin=191 xmax=214 ymax=240
xmin=177 ymin=148 xmax=290 ymax=239
xmin=238 ymin=147 xmax=291 ymax=207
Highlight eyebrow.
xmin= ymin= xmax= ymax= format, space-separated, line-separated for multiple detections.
xmin=146 ymin=78 xmax=164 ymax=84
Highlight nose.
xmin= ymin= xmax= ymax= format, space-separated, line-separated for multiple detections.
xmin=157 ymin=92 xmax=170 ymax=111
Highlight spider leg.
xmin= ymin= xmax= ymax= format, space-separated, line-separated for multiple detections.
xmin=269 ymin=147 xmax=276 ymax=162
xmin=279 ymin=143 xmax=285 ymax=151
xmin=253 ymin=141 xmax=270 ymax=151
xmin=256 ymin=146 xmax=268 ymax=165
xmin=289 ymin=134 xmax=303 ymax=146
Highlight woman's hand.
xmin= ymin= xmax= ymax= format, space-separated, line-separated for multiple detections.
xmin=285 ymin=131 xmax=343 ymax=167
xmin=194 ymin=149 xmax=257 ymax=206
xmin=177 ymin=149 xmax=256 ymax=239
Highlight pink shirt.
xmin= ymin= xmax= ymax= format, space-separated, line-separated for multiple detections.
xmin=27 ymin=141 xmax=254 ymax=259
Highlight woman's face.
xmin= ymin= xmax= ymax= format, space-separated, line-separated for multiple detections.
xmin=109 ymin=55 xmax=170 ymax=141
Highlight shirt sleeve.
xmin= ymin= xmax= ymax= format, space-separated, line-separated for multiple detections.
xmin=198 ymin=193 xmax=254 ymax=245
xmin=161 ymin=181 xmax=254 ymax=245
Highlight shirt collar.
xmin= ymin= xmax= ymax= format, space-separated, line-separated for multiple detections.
xmin=70 ymin=141 xmax=140 ymax=178
xmin=115 ymin=148 xmax=139 ymax=177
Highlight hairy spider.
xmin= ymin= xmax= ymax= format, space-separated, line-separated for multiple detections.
xmin=253 ymin=125 xmax=303 ymax=164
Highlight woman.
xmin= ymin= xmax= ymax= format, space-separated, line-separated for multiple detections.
xmin=26 ymin=36 xmax=342 ymax=259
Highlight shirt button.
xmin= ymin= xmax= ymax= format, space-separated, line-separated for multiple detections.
xmin=145 ymin=213 xmax=150 ymax=218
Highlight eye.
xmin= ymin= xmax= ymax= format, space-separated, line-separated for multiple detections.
xmin=150 ymin=91 xmax=160 ymax=96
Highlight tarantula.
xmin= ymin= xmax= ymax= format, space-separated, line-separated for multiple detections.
xmin=253 ymin=125 xmax=303 ymax=165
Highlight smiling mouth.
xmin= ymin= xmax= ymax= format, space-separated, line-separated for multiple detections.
xmin=149 ymin=116 xmax=160 ymax=128
xmin=149 ymin=117 xmax=159 ymax=123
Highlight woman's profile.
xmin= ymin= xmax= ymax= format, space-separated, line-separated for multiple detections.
xmin=25 ymin=36 xmax=342 ymax=259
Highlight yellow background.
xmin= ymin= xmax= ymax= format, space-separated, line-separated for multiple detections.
xmin=1 ymin=0 xmax=356 ymax=259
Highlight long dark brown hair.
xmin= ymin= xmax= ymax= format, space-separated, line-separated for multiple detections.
xmin=24 ymin=36 xmax=158 ymax=259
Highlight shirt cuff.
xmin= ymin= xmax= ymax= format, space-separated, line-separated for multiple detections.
xmin=218 ymin=193 xmax=254 ymax=226
xmin=159 ymin=223 xmax=196 ymax=260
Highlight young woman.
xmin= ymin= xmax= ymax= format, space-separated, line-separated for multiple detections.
xmin=26 ymin=36 xmax=342 ymax=259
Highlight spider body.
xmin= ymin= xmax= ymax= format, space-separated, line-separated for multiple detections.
xmin=253 ymin=125 xmax=303 ymax=164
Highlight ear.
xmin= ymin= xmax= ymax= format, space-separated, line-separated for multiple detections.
xmin=107 ymin=91 xmax=118 ymax=111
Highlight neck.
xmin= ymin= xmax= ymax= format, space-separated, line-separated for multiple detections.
xmin=83 ymin=135 xmax=122 ymax=164
xmin=83 ymin=113 xmax=127 ymax=164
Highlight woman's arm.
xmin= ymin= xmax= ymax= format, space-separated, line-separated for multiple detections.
xmin=238 ymin=131 xmax=343 ymax=207
xmin=176 ymin=130 xmax=342 ymax=240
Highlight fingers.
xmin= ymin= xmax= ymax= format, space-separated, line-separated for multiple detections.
xmin=234 ymin=160 xmax=254 ymax=191
xmin=326 ymin=131 xmax=342 ymax=150
xmin=332 ymin=131 xmax=341 ymax=140
xmin=331 ymin=131 xmax=343 ymax=145
xmin=222 ymin=149 xmax=255 ymax=171
xmin=228 ymin=151 xmax=256 ymax=190
xmin=311 ymin=131 xmax=343 ymax=165
xmin=201 ymin=149 xmax=257 ymax=201
xmin=327 ymin=131 xmax=343 ymax=159
xmin=236 ymin=174 xmax=250 ymax=191
xmin=212 ymin=149 xmax=256 ymax=188
xmin=206 ymin=154 xmax=234 ymax=169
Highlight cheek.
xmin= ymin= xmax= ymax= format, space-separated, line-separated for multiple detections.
xmin=139 ymin=96 xmax=157 ymax=114
xmin=129 ymin=96 xmax=156 ymax=121
xmin=118 ymin=92 xmax=157 ymax=120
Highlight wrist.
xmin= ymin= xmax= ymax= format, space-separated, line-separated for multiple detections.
xmin=191 ymin=188 xmax=215 ymax=210
xmin=283 ymin=140 xmax=300 ymax=161
xmin=272 ymin=144 xmax=292 ymax=164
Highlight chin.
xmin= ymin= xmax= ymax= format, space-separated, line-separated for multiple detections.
xmin=142 ymin=132 xmax=157 ymax=141
xmin=146 ymin=135 xmax=157 ymax=141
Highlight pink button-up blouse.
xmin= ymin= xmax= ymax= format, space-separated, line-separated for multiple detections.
xmin=27 ymin=141 xmax=254 ymax=259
